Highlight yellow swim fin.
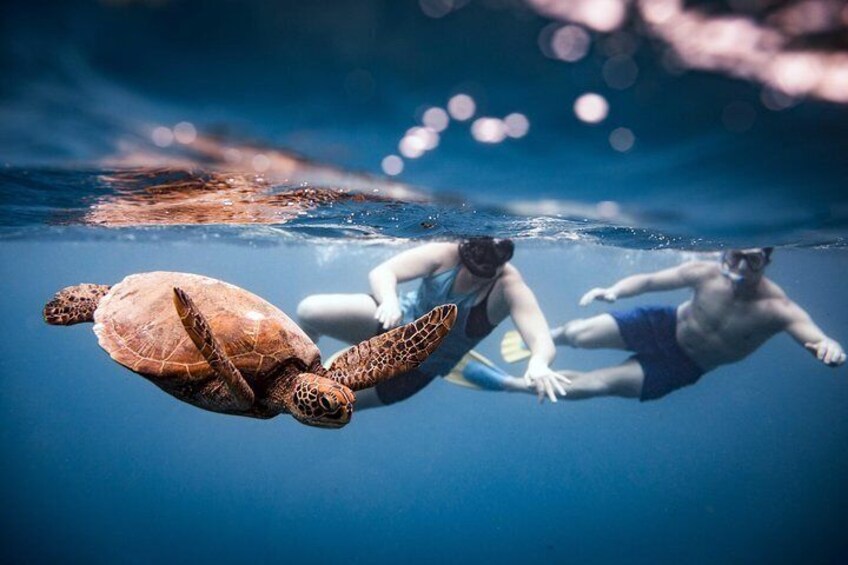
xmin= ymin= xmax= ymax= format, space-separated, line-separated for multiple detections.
xmin=500 ymin=330 xmax=531 ymax=364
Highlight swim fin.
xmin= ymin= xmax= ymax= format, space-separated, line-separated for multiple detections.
xmin=500 ymin=330 xmax=531 ymax=364
xmin=443 ymin=350 xmax=497 ymax=389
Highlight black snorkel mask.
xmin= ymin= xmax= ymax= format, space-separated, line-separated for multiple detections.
xmin=721 ymin=248 xmax=772 ymax=284
xmin=459 ymin=237 xmax=515 ymax=279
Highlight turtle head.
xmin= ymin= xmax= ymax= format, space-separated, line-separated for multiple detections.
xmin=288 ymin=373 xmax=355 ymax=429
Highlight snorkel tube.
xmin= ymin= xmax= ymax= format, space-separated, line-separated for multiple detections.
xmin=720 ymin=251 xmax=746 ymax=284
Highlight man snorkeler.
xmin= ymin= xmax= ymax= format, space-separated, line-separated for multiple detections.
xmin=539 ymin=248 xmax=845 ymax=401
xmin=296 ymin=237 xmax=567 ymax=407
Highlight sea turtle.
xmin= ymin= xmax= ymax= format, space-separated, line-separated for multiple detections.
xmin=43 ymin=272 xmax=457 ymax=428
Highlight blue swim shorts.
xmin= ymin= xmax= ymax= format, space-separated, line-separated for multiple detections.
xmin=611 ymin=306 xmax=705 ymax=401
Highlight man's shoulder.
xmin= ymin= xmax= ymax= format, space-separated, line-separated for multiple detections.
xmin=755 ymin=281 xmax=796 ymax=323
xmin=680 ymin=260 xmax=721 ymax=282
xmin=758 ymin=277 xmax=788 ymax=300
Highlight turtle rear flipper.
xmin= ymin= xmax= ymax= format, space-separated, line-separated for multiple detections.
xmin=326 ymin=304 xmax=457 ymax=391
xmin=43 ymin=284 xmax=111 ymax=325
xmin=172 ymin=287 xmax=255 ymax=410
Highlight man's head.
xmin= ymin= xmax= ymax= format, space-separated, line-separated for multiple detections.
xmin=721 ymin=247 xmax=773 ymax=284
xmin=458 ymin=237 xmax=514 ymax=279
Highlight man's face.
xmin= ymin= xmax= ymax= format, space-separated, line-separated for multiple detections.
xmin=723 ymin=248 xmax=770 ymax=281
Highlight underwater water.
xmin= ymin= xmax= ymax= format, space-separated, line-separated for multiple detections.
xmin=3 ymin=241 xmax=848 ymax=563
xmin=2 ymin=0 xmax=848 ymax=563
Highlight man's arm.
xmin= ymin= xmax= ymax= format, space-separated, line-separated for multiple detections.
xmin=502 ymin=269 xmax=569 ymax=401
xmin=369 ymin=242 xmax=456 ymax=330
xmin=779 ymin=299 xmax=846 ymax=367
xmin=579 ymin=260 xmax=712 ymax=306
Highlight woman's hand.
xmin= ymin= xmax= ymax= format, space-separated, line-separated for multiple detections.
xmin=523 ymin=357 xmax=571 ymax=403
xmin=374 ymin=296 xmax=403 ymax=330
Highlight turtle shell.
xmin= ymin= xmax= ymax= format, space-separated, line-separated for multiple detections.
xmin=93 ymin=272 xmax=319 ymax=390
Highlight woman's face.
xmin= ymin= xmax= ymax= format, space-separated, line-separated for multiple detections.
xmin=463 ymin=264 xmax=505 ymax=282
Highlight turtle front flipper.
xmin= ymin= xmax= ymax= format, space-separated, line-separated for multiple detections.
xmin=43 ymin=284 xmax=111 ymax=325
xmin=172 ymin=287 xmax=255 ymax=410
xmin=326 ymin=304 xmax=457 ymax=391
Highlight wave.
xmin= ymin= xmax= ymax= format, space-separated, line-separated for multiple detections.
xmin=2 ymin=1 xmax=847 ymax=250
xmin=1 ymin=163 xmax=845 ymax=250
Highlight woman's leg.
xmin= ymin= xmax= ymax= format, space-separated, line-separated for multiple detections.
xmin=296 ymin=293 xmax=380 ymax=343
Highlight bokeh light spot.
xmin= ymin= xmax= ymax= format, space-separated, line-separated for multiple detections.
xmin=550 ymin=25 xmax=591 ymax=62
xmin=422 ymin=107 xmax=450 ymax=132
xmin=407 ymin=126 xmax=440 ymax=150
xmin=471 ymin=117 xmax=507 ymax=143
xmin=448 ymin=94 xmax=476 ymax=121
xmin=400 ymin=135 xmax=427 ymax=158
xmin=382 ymin=155 xmax=404 ymax=176
xmin=574 ymin=93 xmax=609 ymax=124
xmin=151 ymin=126 xmax=174 ymax=148
xmin=504 ymin=113 xmax=530 ymax=138
xmin=609 ymin=127 xmax=635 ymax=152
xmin=581 ymin=0 xmax=627 ymax=32
xmin=173 ymin=121 xmax=197 ymax=144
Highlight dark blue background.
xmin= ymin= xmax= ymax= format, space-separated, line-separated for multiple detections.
xmin=1 ymin=241 xmax=847 ymax=563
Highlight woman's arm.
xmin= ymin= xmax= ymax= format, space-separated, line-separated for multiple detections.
xmin=501 ymin=268 xmax=569 ymax=401
xmin=369 ymin=242 xmax=457 ymax=330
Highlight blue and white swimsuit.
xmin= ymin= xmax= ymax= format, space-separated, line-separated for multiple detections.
xmin=374 ymin=265 xmax=496 ymax=404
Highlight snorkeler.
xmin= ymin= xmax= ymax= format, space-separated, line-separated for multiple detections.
xmin=296 ymin=237 xmax=567 ymax=407
xmin=519 ymin=247 xmax=845 ymax=401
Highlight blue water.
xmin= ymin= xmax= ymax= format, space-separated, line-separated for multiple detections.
xmin=2 ymin=0 xmax=848 ymax=563
xmin=3 ymin=242 xmax=847 ymax=563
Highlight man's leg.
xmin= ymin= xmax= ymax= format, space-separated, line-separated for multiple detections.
xmin=560 ymin=358 xmax=644 ymax=400
xmin=296 ymin=293 xmax=380 ymax=343
xmin=459 ymin=359 xmax=643 ymax=400
xmin=552 ymin=313 xmax=628 ymax=350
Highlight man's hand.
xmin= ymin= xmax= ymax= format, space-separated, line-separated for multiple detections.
xmin=805 ymin=339 xmax=847 ymax=367
xmin=374 ymin=297 xmax=403 ymax=330
xmin=524 ymin=357 xmax=571 ymax=403
xmin=579 ymin=287 xmax=617 ymax=307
